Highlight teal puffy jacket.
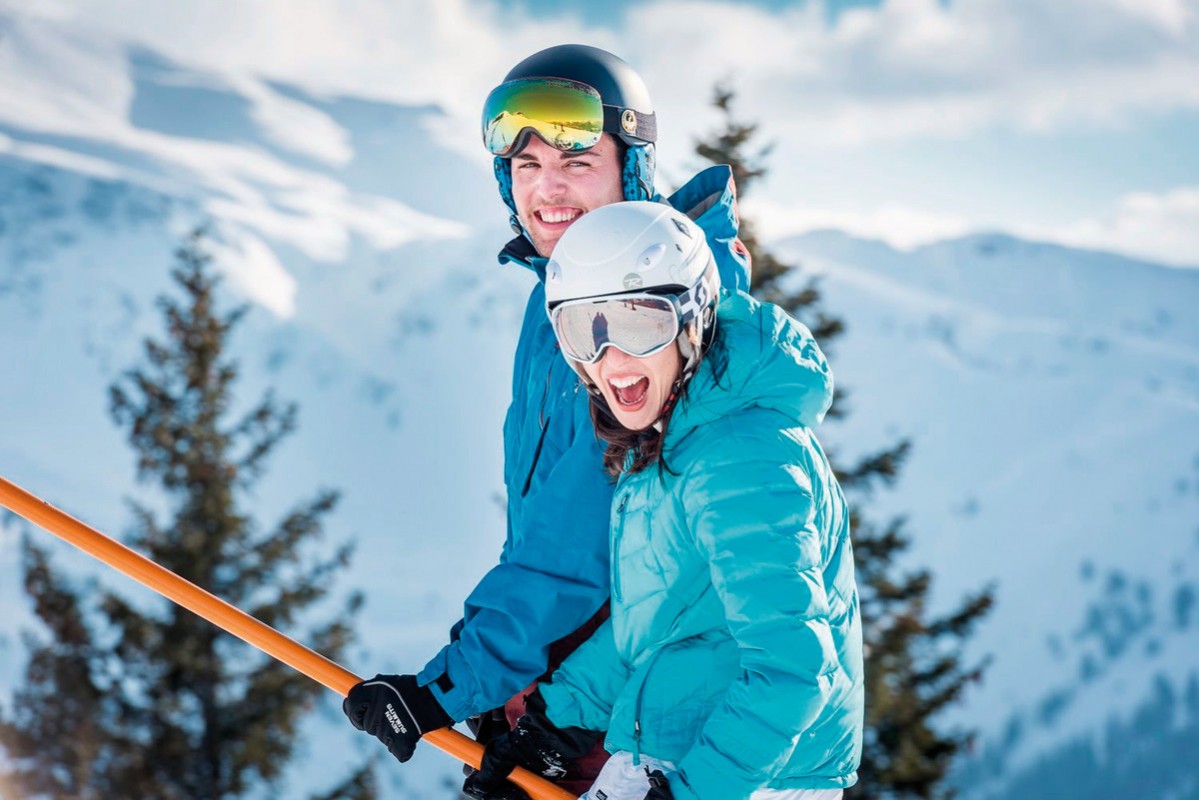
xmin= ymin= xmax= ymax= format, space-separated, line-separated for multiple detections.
xmin=540 ymin=293 xmax=863 ymax=799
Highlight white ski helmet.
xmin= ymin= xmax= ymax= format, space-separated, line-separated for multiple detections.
xmin=545 ymin=201 xmax=720 ymax=381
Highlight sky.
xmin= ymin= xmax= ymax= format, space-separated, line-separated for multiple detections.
xmin=1 ymin=0 xmax=1197 ymax=272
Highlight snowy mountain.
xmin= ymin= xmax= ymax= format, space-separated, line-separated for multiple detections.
xmin=2 ymin=11 xmax=1198 ymax=799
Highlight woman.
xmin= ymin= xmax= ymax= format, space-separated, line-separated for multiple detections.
xmin=466 ymin=202 xmax=863 ymax=800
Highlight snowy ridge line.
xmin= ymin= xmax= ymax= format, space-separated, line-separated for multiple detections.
xmin=794 ymin=252 xmax=1199 ymax=383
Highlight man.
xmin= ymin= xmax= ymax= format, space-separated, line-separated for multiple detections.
xmin=343 ymin=44 xmax=751 ymax=796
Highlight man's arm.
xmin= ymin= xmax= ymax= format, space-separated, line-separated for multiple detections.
xmin=418 ymin=385 xmax=614 ymax=722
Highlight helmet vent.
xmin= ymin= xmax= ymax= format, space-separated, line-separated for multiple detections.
xmin=637 ymin=243 xmax=666 ymax=270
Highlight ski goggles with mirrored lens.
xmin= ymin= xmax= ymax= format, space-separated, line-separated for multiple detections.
xmin=550 ymin=280 xmax=712 ymax=364
xmin=482 ymin=78 xmax=608 ymax=156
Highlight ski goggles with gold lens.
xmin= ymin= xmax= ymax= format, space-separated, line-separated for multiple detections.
xmin=550 ymin=282 xmax=710 ymax=364
xmin=482 ymin=77 xmax=608 ymax=157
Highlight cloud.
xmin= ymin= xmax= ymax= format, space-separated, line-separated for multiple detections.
xmin=220 ymin=74 xmax=354 ymax=167
xmin=0 ymin=132 xmax=123 ymax=180
xmin=0 ymin=11 xmax=132 ymax=135
xmin=1113 ymin=0 xmax=1196 ymax=37
xmin=8 ymin=0 xmax=1197 ymax=159
xmin=751 ymin=187 xmax=1199 ymax=269
xmin=206 ymin=229 xmax=297 ymax=319
xmin=631 ymin=0 xmax=1199 ymax=160
xmin=747 ymin=197 xmax=972 ymax=250
xmin=1041 ymin=186 xmax=1199 ymax=267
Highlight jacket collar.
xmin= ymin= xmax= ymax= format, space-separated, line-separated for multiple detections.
xmin=497 ymin=234 xmax=548 ymax=282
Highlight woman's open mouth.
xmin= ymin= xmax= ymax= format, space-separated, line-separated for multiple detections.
xmin=609 ymin=375 xmax=649 ymax=410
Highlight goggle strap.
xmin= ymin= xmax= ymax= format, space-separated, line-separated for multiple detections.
xmin=674 ymin=263 xmax=716 ymax=326
xmin=602 ymin=106 xmax=657 ymax=143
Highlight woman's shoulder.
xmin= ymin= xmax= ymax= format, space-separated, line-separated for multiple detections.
xmin=668 ymin=405 xmax=817 ymax=485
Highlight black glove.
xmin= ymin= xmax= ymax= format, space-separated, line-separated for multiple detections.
xmin=462 ymin=770 xmax=532 ymax=800
xmin=342 ymin=674 xmax=452 ymax=763
xmin=644 ymin=769 xmax=675 ymax=799
xmin=466 ymin=690 xmax=600 ymax=795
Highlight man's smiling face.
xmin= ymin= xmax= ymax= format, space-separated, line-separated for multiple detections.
xmin=510 ymin=133 xmax=625 ymax=257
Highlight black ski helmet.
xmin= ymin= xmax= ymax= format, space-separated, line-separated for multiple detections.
xmin=489 ymin=44 xmax=658 ymax=229
xmin=500 ymin=44 xmax=657 ymax=148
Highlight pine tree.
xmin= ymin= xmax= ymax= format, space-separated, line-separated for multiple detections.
xmin=0 ymin=228 xmax=375 ymax=800
xmin=694 ymin=86 xmax=994 ymax=799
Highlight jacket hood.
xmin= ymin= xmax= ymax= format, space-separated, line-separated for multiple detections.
xmin=666 ymin=293 xmax=834 ymax=448
xmin=665 ymin=165 xmax=750 ymax=295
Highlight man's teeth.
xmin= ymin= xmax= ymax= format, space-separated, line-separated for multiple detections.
xmin=609 ymin=375 xmax=645 ymax=389
xmin=540 ymin=209 xmax=580 ymax=224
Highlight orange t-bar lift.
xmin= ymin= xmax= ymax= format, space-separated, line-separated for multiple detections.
xmin=0 ymin=475 xmax=576 ymax=800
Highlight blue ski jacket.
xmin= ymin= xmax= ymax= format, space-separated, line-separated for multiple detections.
xmin=539 ymin=294 xmax=864 ymax=799
xmin=418 ymin=166 xmax=752 ymax=721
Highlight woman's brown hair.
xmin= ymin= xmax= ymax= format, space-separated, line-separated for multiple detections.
xmin=589 ymin=393 xmax=675 ymax=478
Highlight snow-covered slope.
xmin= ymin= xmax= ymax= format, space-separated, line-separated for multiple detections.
xmin=2 ymin=9 xmax=1197 ymax=799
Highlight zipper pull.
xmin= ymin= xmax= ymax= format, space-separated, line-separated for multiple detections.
xmin=618 ymin=493 xmax=629 ymax=513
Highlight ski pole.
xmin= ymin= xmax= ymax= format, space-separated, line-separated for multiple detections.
xmin=0 ymin=475 xmax=576 ymax=800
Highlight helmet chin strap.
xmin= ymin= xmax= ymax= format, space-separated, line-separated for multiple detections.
xmin=651 ymin=376 xmax=685 ymax=433
xmin=654 ymin=317 xmax=710 ymax=428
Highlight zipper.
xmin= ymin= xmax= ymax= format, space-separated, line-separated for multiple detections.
xmin=520 ymin=423 xmax=549 ymax=498
xmin=631 ymin=647 xmax=664 ymax=766
xmin=611 ymin=489 xmax=630 ymax=603
xmin=609 ymin=473 xmax=654 ymax=765
xmin=519 ymin=361 xmax=555 ymax=498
